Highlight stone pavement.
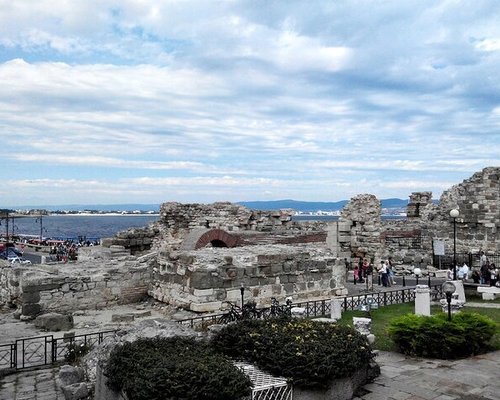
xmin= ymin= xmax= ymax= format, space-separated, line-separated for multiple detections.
xmin=355 ymin=350 xmax=500 ymax=400
xmin=0 ymin=367 xmax=64 ymax=400
xmin=1 ymin=350 xmax=499 ymax=400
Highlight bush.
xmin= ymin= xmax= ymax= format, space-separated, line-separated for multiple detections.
xmin=387 ymin=312 xmax=496 ymax=359
xmin=105 ymin=336 xmax=252 ymax=400
xmin=211 ymin=318 xmax=374 ymax=390
xmin=65 ymin=341 xmax=92 ymax=364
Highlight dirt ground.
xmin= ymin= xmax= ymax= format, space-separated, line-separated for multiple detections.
xmin=0 ymin=300 xmax=196 ymax=344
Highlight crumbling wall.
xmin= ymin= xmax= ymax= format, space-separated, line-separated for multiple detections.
xmin=150 ymin=244 xmax=346 ymax=312
xmin=332 ymin=167 xmax=499 ymax=265
xmin=1 ymin=251 xmax=154 ymax=318
xmin=339 ymin=194 xmax=382 ymax=261
xmin=101 ymin=226 xmax=160 ymax=255
xmin=435 ymin=167 xmax=499 ymax=253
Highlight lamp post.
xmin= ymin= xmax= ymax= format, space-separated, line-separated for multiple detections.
xmin=442 ymin=281 xmax=456 ymax=321
xmin=450 ymin=209 xmax=459 ymax=280
xmin=414 ymin=267 xmax=421 ymax=285
xmin=240 ymin=284 xmax=245 ymax=309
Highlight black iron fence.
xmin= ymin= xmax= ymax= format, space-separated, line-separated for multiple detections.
xmin=433 ymin=253 xmax=500 ymax=269
xmin=1 ymin=285 xmax=446 ymax=373
xmin=0 ymin=330 xmax=116 ymax=373
xmin=177 ymin=284 xmax=445 ymax=330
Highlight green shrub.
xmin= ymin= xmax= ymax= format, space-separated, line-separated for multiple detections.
xmin=105 ymin=336 xmax=252 ymax=400
xmin=387 ymin=312 xmax=496 ymax=359
xmin=65 ymin=341 xmax=92 ymax=364
xmin=211 ymin=318 xmax=374 ymax=390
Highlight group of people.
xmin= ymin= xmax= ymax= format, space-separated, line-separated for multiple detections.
xmin=349 ymin=257 xmax=396 ymax=288
xmin=445 ymin=251 xmax=499 ymax=287
xmin=479 ymin=251 xmax=499 ymax=286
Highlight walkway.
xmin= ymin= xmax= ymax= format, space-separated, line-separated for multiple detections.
xmin=355 ymin=350 xmax=500 ymax=400
xmin=0 ymin=367 xmax=64 ymax=400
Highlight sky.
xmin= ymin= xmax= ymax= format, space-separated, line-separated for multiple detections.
xmin=0 ymin=0 xmax=499 ymax=207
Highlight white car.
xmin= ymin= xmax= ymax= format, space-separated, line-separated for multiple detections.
xmin=10 ymin=256 xmax=32 ymax=265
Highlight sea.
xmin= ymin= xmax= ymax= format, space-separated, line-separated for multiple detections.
xmin=6 ymin=214 xmax=405 ymax=242
xmin=7 ymin=215 xmax=160 ymax=241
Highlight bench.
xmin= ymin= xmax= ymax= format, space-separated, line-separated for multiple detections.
xmin=477 ymin=286 xmax=500 ymax=300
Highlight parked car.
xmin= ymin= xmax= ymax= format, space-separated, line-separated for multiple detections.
xmin=10 ymin=256 xmax=32 ymax=265
xmin=0 ymin=248 xmax=24 ymax=261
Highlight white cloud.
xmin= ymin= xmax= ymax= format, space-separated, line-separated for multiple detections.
xmin=0 ymin=1 xmax=499 ymax=206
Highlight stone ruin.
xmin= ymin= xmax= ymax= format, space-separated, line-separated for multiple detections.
xmin=1 ymin=166 xmax=498 ymax=317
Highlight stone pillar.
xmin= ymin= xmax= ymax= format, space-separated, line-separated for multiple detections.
xmin=353 ymin=317 xmax=375 ymax=344
xmin=330 ymin=298 xmax=343 ymax=321
xmin=450 ymin=280 xmax=466 ymax=302
xmin=414 ymin=285 xmax=431 ymax=316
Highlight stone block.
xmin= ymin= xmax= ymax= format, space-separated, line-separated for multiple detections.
xmin=22 ymin=291 xmax=40 ymax=303
xmin=190 ymin=301 xmax=222 ymax=313
xmin=34 ymin=312 xmax=74 ymax=331
xmin=22 ymin=303 xmax=42 ymax=317
xmin=111 ymin=313 xmax=135 ymax=322
xmin=59 ymin=365 xmax=84 ymax=387
xmin=61 ymin=382 xmax=89 ymax=400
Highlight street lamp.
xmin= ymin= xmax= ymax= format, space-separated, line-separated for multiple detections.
xmin=414 ymin=267 xmax=421 ymax=285
xmin=442 ymin=281 xmax=456 ymax=321
xmin=450 ymin=209 xmax=459 ymax=280
xmin=240 ymin=284 xmax=245 ymax=309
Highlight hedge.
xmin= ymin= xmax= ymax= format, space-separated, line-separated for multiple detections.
xmin=105 ymin=336 xmax=252 ymax=400
xmin=387 ymin=312 xmax=496 ymax=359
xmin=211 ymin=317 xmax=374 ymax=389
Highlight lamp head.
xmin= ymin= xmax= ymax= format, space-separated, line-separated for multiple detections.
xmin=414 ymin=267 xmax=421 ymax=277
xmin=442 ymin=281 xmax=456 ymax=295
xmin=450 ymin=209 xmax=459 ymax=218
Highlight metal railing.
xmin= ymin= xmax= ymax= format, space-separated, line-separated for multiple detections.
xmin=433 ymin=253 xmax=500 ymax=269
xmin=0 ymin=285 xmax=446 ymax=373
xmin=177 ymin=284 xmax=445 ymax=329
xmin=0 ymin=330 xmax=116 ymax=373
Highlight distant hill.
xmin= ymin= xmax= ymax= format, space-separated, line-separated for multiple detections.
xmin=11 ymin=204 xmax=161 ymax=212
xmin=7 ymin=198 xmax=416 ymax=213
xmin=238 ymin=198 xmax=410 ymax=212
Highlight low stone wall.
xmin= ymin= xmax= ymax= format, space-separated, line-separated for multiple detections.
xmin=1 ymin=255 xmax=154 ymax=318
xmin=150 ymin=244 xmax=346 ymax=312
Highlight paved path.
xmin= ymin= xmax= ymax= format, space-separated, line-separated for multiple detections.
xmin=1 ymin=350 xmax=499 ymax=400
xmin=355 ymin=350 xmax=500 ymax=400
xmin=0 ymin=368 xmax=64 ymax=400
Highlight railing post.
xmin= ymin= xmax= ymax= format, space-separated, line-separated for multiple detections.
xmin=343 ymin=297 xmax=347 ymax=312
xmin=402 ymin=289 xmax=405 ymax=303
xmin=51 ymin=337 xmax=57 ymax=364
xmin=402 ymin=275 xmax=406 ymax=287
xmin=12 ymin=343 xmax=17 ymax=370
xmin=383 ymin=292 xmax=387 ymax=306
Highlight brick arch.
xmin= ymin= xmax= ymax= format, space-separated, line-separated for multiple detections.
xmin=195 ymin=229 xmax=239 ymax=249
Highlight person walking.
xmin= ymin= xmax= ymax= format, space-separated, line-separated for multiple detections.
xmin=378 ymin=260 xmax=389 ymax=287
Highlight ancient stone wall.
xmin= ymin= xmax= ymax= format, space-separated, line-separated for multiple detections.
xmin=0 ymin=252 xmax=154 ymax=318
xmin=101 ymin=226 xmax=160 ymax=255
xmin=339 ymin=194 xmax=382 ymax=261
xmin=333 ymin=167 xmax=499 ymax=266
xmin=150 ymin=244 xmax=346 ymax=312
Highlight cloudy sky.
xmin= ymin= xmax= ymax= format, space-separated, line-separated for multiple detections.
xmin=1 ymin=0 xmax=499 ymax=207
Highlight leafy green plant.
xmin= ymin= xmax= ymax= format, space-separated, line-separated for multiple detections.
xmin=105 ymin=336 xmax=252 ymax=400
xmin=65 ymin=341 xmax=92 ymax=364
xmin=211 ymin=318 xmax=374 ymax=390
xmin=387 ymin=312 xmax=496 ymax=359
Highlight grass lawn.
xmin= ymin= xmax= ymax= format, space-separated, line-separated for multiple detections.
xmin=336 ymin=302 xmax=500 ymax=352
